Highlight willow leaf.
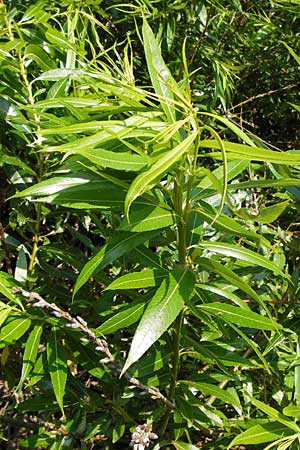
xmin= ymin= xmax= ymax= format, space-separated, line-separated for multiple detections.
xmin=121 ymin=266 xmax=195 ymax=374
xmin=125 ymin=133 xmax=197 ymax=218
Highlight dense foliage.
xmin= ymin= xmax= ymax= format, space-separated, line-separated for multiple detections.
xmin=0 ymin=1 xmax=300 ymax=449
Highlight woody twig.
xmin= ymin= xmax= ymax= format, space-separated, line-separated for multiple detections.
xmin=13 ymin=287 xmax=175 ymax=410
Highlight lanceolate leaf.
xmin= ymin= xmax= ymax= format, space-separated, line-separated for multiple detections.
xmin=228 ymin=423 xmax=293 ymax=448
xmin=198 ymin=303 xmax=280 ymax=331
xmin=96 ymin=301 xmax=146 ymax=336
xmin=252 ymin=398 xmax=300 ymax=432
xmin=64 ymin=148 xmax=148 ymax=172
xmin=121 ymin=266 xmax=195 ymax=374
xmin=125 ymin=133 xmax=197 ymax=218
xmin=197 ymin=257 xmax=262 ymax=305
xmin=17 ymin=325 xmax=43 ymax=391
xmin=199 ymin=242 xmax=285 ymax=277
xmin=142 ymin=19 xmax=178 ymax=122
xmin=74 ymin=231 xmax=160 ymax=296
xmin=173 ymin=442 xmax=199 ymax=450
xmin=199 ymin=140 xmax=300 ymax=165
xmin=179 ymin=380 xmax=241 ymax=408
xmin=0 ymin=272 xmax=24 ymax=307
xmin=119 ymin=205 xmax=175 ymax=232
xmin=105 ymin=269 xmax=166 ymax=290
xmin=0 ymin=317 xmax=31 ymax=348
xmin=47 ymin=329 xmax=68 ymax=415
xmin=195 ymin=203 xmax=269 ymax=245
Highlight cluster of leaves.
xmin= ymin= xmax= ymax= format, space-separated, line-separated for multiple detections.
xmin=0 ymin=0 xmax=300 ymax=449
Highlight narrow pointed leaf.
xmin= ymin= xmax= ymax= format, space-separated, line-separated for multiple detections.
xmin=119 ymin=205 xmax=174 ymax=232
xmin=65 ymin=148 xmax=148 ymax=172
xmin=173 ymin=442 xmax=199 ymax=450
xmin=96 ymin=301 xmax=146 ymax=336
xmin=199 ymin=140 xmax=300 ymax=165
xmin=125 ymin=133 xmax=197 ymax=217
xmin=179 ymin=381 xmax=241 ymax=408
xmin=47 ymin=329 xmax=68 ymax=415
xmin=142 ymin=19 xmax=178 ymax=122
xmin=74 ymin=231 xmax=159 ymax=296
xmin=199 ymin=242 xmax=285 ymax=277
xmin=17 ymin=325 xmax=43 ymax=391
xmin=228 ymin=423 xmax=293 ymax=448
xmin=198 ymin=303 xmax=280 ymax=330
xmin=106 ymin=269 xmax=166 ymax=290
xmin=252 ymin=398 xmax=300 ymax=432
xmin=197 ymin=257 xmax=262 ymax=304
xmin=122 ymin=266 xmax=195 ymax=374
xmin=195 ymin=203 xmax=268 ymax=245
xmin=0 ymin=317 xmax=31 ymax=348
xmin=237 ymin=200 xmax=289 ymax=224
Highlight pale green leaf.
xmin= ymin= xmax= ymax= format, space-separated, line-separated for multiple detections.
xmin=142 ymin=19 xmax=178 ymax=122
xmin=283 ymin=405 xmax=300 ymax=418
xmin=199 ymin=140 xmax=300 ymax=165
xmin=0 ymin=303 xmax=12 ymax=327
xmin=197 ymin=257 xmax=263 ymax=304
xmin=96 ymin=301 xmax=146 ymax=336
xmin=17 ymin=325 xmax=43 ymax=391
xmin=198 ymin=303 xmax=280 ymax=330
xmin=252 ymin=398 xmax=300 ymax=432
xmin=74 ymin=231 xmax=159 ymax=296
xmin=125 ymin=133 xmax=197 ymax=217
xmin=65 ymin=148 xmax=148 ymax=172
xmin=173 ymin=442 xmax=199 ymax=450
xmin=0 ymin=317 xmax=31 ymax=348
xmin=105 ymin=269 xmax=166 ymax=290
xmin=199 ymin=242 xmax=285 ymax=277
xmin=121 ymin=266 xmax=195 ymax=374
xmin=119 ymin=205 xmax=174 ymax=232
xmin=228 ymin=423 xmax=293 ymax=448
xmin=47 ymin=329 xmax=68 ymax=415
xmin=237 ymin=200 xmax=290 ymax=224
xmin=179 ymin=380 xmax=241 ymax=408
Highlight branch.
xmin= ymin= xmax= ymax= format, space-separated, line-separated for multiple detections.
xmin=13 ymin=287 xmax=175 ymax=410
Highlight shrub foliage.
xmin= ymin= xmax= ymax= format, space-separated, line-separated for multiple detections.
xmin=0 ymin=1 xmax=300 ymax=449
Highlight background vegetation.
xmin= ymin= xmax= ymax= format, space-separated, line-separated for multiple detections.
xmin=0 ymin=0 xmax=300 ymax=449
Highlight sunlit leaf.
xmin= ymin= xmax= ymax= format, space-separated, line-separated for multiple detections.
xmin=121 ymin=266 xmax=195 ymax=374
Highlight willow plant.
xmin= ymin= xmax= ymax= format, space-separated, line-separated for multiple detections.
xmin=2 ymin=2 xmax=300 ymax=449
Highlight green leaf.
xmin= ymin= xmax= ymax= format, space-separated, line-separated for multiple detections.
xmin=0 ymin=272 xmax=24 ymax=306
xmin=0 ymin=303 xmax=12 ymax=327
xmin=105 ymin=269 xmax=166 ymax=290
xmin=179 ymin=381 xmax=241 ymax=408
xmin=95 ymin=301 xmax=146 ymax=335
xmin=228 ymin=423 xmax=293 ymax=448
xmin=197 ymin=257 xmax=263 ymax=304
xmin=0 ymin=317 xmax=31 ymax=348
xmin=142 ymin=19 xmax=178 ymax=122
xmin=173 ymin=442 xmax=199 ymax=450
xmin=199 ymin=242 xmax=285 ymax=277
xmin=17 ymin=325 xmax=43 ymax=391
xmin=283 ymin=405 xmax=300 ymax=418
xmin=44 ymin=115 xmax=153 ymax=153
xmin=195 ymin=202 xmax=268 ymax=245
xmin=237 ymin=200 xmax=290 ymax=224
xmin=74 ymin=231 xmax=159 ymax=296
xmin=198 ymin=303 xmax=280 ymax=331
xmin=121 ymin=266 xmax=195 ymax=374
xmin=65 ymin=148 xmax=148 ymax=172
xmin=47 ymin=329 xmax=68 ymax=416
xmin=15 ymin=245 xmax=28 ymax=284
xmin=119 ymin=205 xmax=175 ymax=232
xmin=125 ymin=133 xmax=197 ymax=217
xmin=199 ymin=140 xmax=300 ymax=165
xmin=252 ymin=398 xmax=300 ymax=432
